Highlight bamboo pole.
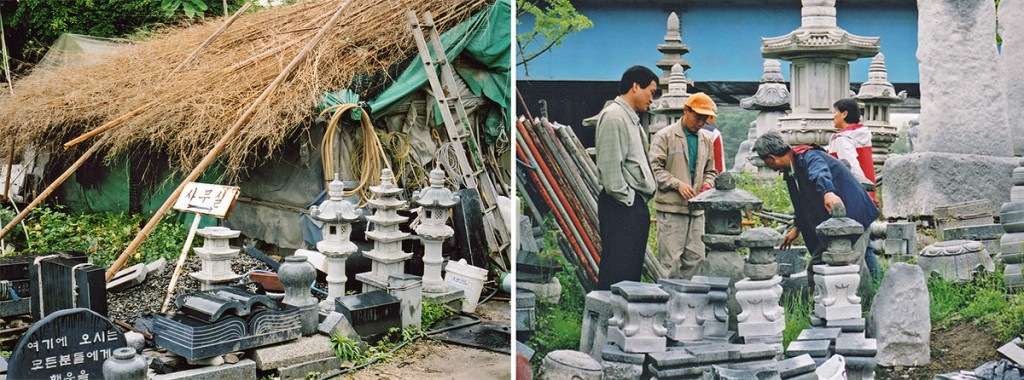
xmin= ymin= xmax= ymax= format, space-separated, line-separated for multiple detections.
xmin=0 ymin=137 xmax=107 ymax=240
xmin=175 ymin=2 xmax=252 ymax=73
xmin=63 ymin=101 xmax=157 ymax=148
xmin=3 ymin=142 xmax=13 ymax=202
xmin=107 ymin=0 xmax=353 ymax=282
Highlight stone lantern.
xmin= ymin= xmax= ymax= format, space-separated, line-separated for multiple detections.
xmin=688 ymin=172 xmax=763 ymax=340
xmin=812 ymin=202 xmax=864 ymax=321
xmin=355 ymin=169 xmax=413 ymax=293
xmin=735 ymin=227 xmax=784 ymax=351
xmin=190 ymin=226 xmax=242 ymax=290
xmin=412 ymin=168 xmax=464 ymax=303
xmin=761 ymin=0 xmax=880 ymax=146
xmin=854 ymin=53 xmax=904 ymax=177
xmin=309 ymin=173 xmax=361 ymax=301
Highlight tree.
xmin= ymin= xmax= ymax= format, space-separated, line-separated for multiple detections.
xmin=516 ymin=0 xmax=592 ymax=75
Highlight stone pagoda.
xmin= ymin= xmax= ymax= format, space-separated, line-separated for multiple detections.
xmin=189 ymin=226 xmax=242 ymax=290
xmin=761 ymin=0 xmax=879 ymax=146
xmin=655 ymin=12 xmax=691 ymax=90
xmin=411 ymin=168 xmax=465 ymax=303
xmin=739 ymin=59 xmax=791 ymax=175
xmin=649 ymin=64 xmax=689 ymax=134
xmin=853 ymin=53 xmax=903 ymax=178
xmin=309 ymin=174 xmax=361 ymax=301
xmin=355 ymin=169 xmax=413 ymax=293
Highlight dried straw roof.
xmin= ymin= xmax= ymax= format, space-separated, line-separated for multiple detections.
xmin=0 ymin=0 xmax=489 ymax=177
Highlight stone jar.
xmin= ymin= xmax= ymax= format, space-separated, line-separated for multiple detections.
xmin=102 ymin=347 xmax=147 ymax=380
xmin=279 ymin=256 xmax=317 ymax=307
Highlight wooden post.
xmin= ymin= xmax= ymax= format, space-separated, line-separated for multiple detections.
xmin=161 ymin=215 xmax=203 ymax=313
xmin=106 ymin=0 xmax=353 ymax=282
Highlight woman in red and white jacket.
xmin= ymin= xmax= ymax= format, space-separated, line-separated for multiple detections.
xmin=828 ymin=98 xmax=877 ymax=203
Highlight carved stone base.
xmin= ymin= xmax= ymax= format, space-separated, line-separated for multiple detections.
xmin=812 ymin=264 xmax=862 ymax=321
xmin=735 ymin=276 xmax=785 ymax=338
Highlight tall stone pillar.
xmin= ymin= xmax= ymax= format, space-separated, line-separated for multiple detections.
xmin=761 ymin=0 xmax=879 ymax=146
xmin=883 ymin=0 xmax=1017 ymax=218
xmin=1000 ymin=1 xmax=1024 ymax=156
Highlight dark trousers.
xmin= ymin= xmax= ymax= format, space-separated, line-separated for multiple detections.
xmin=596 ymin=191 xmax=650 ymax=290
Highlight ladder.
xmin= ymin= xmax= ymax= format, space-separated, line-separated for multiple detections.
xmin=407 ymin=10 xmax=511 ymax=258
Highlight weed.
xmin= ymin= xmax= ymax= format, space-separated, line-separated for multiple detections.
xmin=422 ymin=301 xmax=454 ymax=329
xmin=781 ymin=292 xmax=812 ymax=349
xmin=329 ymin=334 xmax=361 ymax=364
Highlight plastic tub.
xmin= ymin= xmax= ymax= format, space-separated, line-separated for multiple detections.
xmin=444 ymin=259 xmax=489 ymax=312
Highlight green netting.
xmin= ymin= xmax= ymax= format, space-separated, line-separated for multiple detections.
xmin=319 ymin=0 xmax=510 ymax=135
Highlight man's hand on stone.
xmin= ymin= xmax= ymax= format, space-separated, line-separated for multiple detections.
xmin=823 ymin=192 xmax=841 ymax=214
xmin=678 ymin=183 xmax=697 ymax=199
xmin=780 ymin=227 xmax=799 ymax=250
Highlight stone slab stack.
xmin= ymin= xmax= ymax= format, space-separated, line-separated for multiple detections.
xmin=884 ymin=221 xmax=917 ymax=262
xmin=776 ymin=354 xmax=816 ymax=380
xmin=1001 ymin=159 xmax=1024 ymax=292
xmin=645 ymin=343 xmax=778 ymax=379
xmin=934 ymin=200 xmax=1003 ymax=255
xmin=836 ymin=334 xmax=878 ymax=380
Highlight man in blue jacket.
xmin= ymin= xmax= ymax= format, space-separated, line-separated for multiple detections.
xmin=753 ymin=131 xmax=880 ymax=298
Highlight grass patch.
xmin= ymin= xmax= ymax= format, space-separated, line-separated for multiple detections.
xmin=927 ymin=269 xmax=1024 ymax=342
xmin=0 ymin=204 xmax=188 ymax=267
xmin=526 ymin=253 xmax=586 ymax=370
xmin=781 ymin=292 xmax=812 ymax=349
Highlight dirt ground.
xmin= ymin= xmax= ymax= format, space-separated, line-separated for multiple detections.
xmin=339 ymin=298 xmax=513 ymax=379
xmin=877 ymin=321 xmax=1001 ymax=379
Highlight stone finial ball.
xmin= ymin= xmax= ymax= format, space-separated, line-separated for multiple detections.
xmin=715 ymin=172 xmax=735 ymax=190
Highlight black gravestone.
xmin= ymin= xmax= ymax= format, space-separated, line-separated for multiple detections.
xmin=336 ymin=290 xmax=401 ymax=338
xmin=29 ymin=252 xmax=107 ymax=320
xmin=8 ymin=308 xmax=126 ymax=379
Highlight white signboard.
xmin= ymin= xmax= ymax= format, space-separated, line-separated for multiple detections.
xmin=172 ymin=182 xmax=240 ymax=218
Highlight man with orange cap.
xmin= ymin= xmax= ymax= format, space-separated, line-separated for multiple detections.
xmin=648 ymin=92 xmax=719 ymax=278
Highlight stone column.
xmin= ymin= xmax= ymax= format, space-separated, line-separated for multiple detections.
xmin=657 ymin=279 xmax=710 ymax=343
xmin=412 ymin=168 xmax=464 ymax=304
xmin=356 ymin=169 xmax=413 ymax=293
xmin=310 ymin=174 xmax=361 ymax=301
xmin=812 ymin=203 xmax=864 ymax=322
xmin=735 ymin=227 xmax=785 ymax=350
xmin=1001 ymin=0 xmax=1024 ymax=156
xmin=853 ymin=53 xmax=903 ymax=178
xmin=1001 ymin=159 xmax=1024 ymax=292
xmin=761 ymin=0 xmax=879 ymax=146
xmin=884 ymin=0 xmax=1017 ymax=218
xmin=189 ymin=226 xmax=242 ymax=290
xmin=607 ymin=281 xmax=670 ymax=353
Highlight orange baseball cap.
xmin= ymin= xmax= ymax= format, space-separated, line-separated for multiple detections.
xmin=685 ymin=92 xmax=717 ymax=123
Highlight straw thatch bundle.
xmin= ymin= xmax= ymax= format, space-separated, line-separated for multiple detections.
xmin=0 ymin=0 xmax=489 ymax=178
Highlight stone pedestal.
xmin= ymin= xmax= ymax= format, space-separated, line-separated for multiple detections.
xmin=691 ymin=276 xmax=732 ymax=342
xmin=658 ymin=279 xmax=711 ymax=343
xmin=356 ymin=169 xmax=413 ymax=293
xmin=310 ymin=174 xmax=361 ymax=301
xmin=735 ymin=277 xmax=785 ymax=339
xmin=607 ymin=281 xmax=669 ymax=354
xmin=387 ymin=274 xmax=422 ymax=329
xmin=537 ymin=350 xmax=603 ymax=380
xmin=579 ymin=290 xmax=614 ymax=360
xmin=812 ymin=264 xmax=861 ymax=321
xmin=189 ymin=227 xmax=242 ymax=290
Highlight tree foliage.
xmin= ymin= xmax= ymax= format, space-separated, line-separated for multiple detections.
xmin=9 ymin=0 xmax=172 ymax=62
xmin=516 ymin=0 xmax=592 ymax=71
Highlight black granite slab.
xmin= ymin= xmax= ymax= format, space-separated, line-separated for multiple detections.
xmin=153 ymin=304 xmax=302 ymax=360
xmin=336 ymin=290 xmax=401 ymax=338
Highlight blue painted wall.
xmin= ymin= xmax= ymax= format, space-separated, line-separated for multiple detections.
xmin=517 ymin=4 xmax=918 ymax=83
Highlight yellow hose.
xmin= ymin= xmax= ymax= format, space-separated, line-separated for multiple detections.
xmin=319 ymin=104 xmax=391 ymax=202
